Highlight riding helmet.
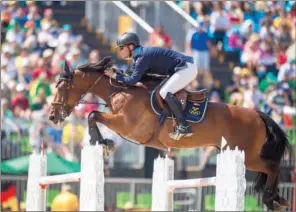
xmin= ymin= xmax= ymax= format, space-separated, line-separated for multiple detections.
xmin=116 ymin=32 xmax=140 ymax=47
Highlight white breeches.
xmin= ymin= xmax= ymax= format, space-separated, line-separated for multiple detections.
xmin=159 ymin=62 xmax=198 ymax=99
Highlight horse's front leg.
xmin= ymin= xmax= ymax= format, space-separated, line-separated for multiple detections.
xmin=88 ymin=110 xmax=125 ymax=155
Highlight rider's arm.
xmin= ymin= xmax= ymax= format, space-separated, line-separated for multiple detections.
xmin=116 ymin=57 xmax=150 ymax=86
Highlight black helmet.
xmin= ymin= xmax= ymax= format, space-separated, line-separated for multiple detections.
xmin=116 ymin=32 xmax=140 ymax=47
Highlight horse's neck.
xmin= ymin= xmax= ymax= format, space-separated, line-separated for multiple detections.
xmin=90 ymin=77 xmax=150 ymax=105
xmin=88 ymin=76 xmax=111 ymax=100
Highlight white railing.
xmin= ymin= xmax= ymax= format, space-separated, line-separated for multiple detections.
xmin=164 ymin=1 xmax=198 ymax=28
xmin=112 ymin=1 xmax=154 ymax=33
xmin=2 ymin=175 xmax=295 ymax=211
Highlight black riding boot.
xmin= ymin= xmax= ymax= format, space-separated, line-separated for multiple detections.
xmin=165 ymin=92 xmax=193 ymax=140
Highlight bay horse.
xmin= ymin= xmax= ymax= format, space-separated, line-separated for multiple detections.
xmin=49 ymin=58 xmax=290 ymax=211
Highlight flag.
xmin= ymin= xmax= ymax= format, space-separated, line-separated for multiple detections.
xmin=1 ymin=183 xmax=19 ymax=211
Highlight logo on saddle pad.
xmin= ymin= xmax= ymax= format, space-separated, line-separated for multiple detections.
xmin=150 ymin=87 xmax=209 ymax=124
xmin=189 ymin=105 xmax=201 ymax=116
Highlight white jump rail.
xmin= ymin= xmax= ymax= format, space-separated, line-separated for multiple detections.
xmin=39 ymin=173 xmax=81 ymax=185
xmin=112 ymin=1 xmax=154 ymax=33
xmin=152 ymin=137 xmax=246 ymax=211
xmin=167 ymin=177 xmax=216 ymax=191
xmin=26 ymin=144 xmax=105 ymax=211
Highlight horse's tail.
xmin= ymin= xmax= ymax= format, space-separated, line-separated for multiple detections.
xmin=254 ymin=110 xmax=291 ymax=192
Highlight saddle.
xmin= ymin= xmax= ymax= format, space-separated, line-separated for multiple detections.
xmin=155 ymin=86 xmax=207 ymax=112
xmin=140 ymin=74 xmax=207 ymax=111
xmin=147 ymin=77 xmax=209 ymax=124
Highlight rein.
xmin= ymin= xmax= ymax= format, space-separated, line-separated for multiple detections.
xmin=78 ymin=73 xmax=108 ymax=107
xmin=78 ymin=73 xmax=128 ymax=107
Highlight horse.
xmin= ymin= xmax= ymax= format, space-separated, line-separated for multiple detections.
xmin=49 ymin=58 xmax=290 ymax=211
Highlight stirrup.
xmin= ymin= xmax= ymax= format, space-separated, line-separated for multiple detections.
xmin=169 ymin=125 xmax=193 ymax=140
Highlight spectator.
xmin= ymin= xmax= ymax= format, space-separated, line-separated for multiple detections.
xmin=227 ymin=2 xmax=244 ymax=25
xmin=67 ymin=48 xmax=87 ymax=70
xmin=266 ymin=86 xmax=292 ymax=124
xmin=26 ymin=4 xmax=41 ymax=30
xmin=62 ymin=105 xmax=87 ymax=161
xmin=1 ymin=44 xmax=17 ymax=76
xmin=258 ymin=39 xmax=276 ymax=68
xmin=242 ymin=77 xmax=264 ymax=109
xmin=32 ymin=56 xmax=53 ymax=81
xmin=5 ymin=21 xmax=25 ymax=45
xmin=185 ymin=20 xmax=213 ymax=89
xmin=146 ymin=25 xmax=172 ymax=48
xmin=239 ymin=19 xmax=255 ymax=43
xmin=275 ymin=23 xmax=292 ymax=51
xmin=51 ymin=184 xmax=79 ymax=212
xmin=72 ymin=35 xmax=90 ymax=58
xmin=241 ymin=33 xmax=261 ymax=70
xmin=41 ymin=8 xmax=58 ymax=30
xmin=17 ymin=58 xmax=32 ymax=88
xmin=278 ymin=59 xmax=296 ymax=83
xmin=11 ymin=83 xmax=30 ymax=115
xmin=13 ymin=7 xmax=27 ymax=28
xmin=273 ymin=8 xmax=292 ymax=29
xmin=88 ymin=49 xmax=101 ymax=63
xmin=58 ymin=24 xmax=76 ymax=47
xmin=209 ymin=2 xmax=230 ymax=46
xmin=29 ymin=72 xmax=51 ymax=111
xmin=209 ymin=91 xmax=221 ymax=103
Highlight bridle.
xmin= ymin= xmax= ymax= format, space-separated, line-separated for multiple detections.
xmin=51 ymin=79 xmax=75 ymax=120
xmin=51 ymin=71 xmax=128 ymax=119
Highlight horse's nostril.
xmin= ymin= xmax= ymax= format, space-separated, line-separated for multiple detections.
xmin=49 ymin=115 xmax=54 ymax=121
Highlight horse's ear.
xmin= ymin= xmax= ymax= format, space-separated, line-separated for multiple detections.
xmin=64 ymin=61 xmax=72 ymax=74
xmin=59 ymin=60 xmax=73 ymax=80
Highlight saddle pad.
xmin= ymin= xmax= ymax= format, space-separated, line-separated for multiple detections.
xmin=150 ymin=88 xmax=209 ymax=123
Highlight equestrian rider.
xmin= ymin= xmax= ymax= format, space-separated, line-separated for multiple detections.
xmin=104 ymin=32 xmax=198 ymax=140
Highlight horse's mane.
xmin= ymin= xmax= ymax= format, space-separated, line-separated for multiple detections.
xmin=76 ymin=56 xmax=166 ymax=90
xmin=77 ymin=56 xmax=114 ymax=73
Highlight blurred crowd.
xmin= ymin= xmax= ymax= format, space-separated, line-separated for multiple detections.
xmin=177 ymin=0 xmax=296 ymax=127
xmin=1 ymin=1 xmax=295 ymax=211
xmin=1 ymin=0 xmax=295 ymax=162
xmin=1 ymin=1 xmax=101 ymax=161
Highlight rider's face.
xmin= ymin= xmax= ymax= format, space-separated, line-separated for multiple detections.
xmin=118 ymin=45 xmax=129 ymax=59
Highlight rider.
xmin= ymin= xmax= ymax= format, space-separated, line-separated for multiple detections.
xmin=104 ymin=32 xmax=198 ymax=140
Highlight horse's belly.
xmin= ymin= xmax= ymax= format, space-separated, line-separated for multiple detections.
xmin=127 ymin=115 xmax=157 ymax=144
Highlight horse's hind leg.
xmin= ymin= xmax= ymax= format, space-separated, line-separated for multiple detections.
xmin=272 ymin=175 xmax=291 ymax=209
xmin=262 ymin=160 xmax=290 ymax=211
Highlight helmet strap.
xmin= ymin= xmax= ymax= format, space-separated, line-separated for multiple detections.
xmin=127 ymin=45 xmax=133 ymax=58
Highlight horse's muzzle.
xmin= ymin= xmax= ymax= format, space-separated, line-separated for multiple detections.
xmin=49 ymin=114 xmax=55 ymax=121
xmin=49 ymin=109 xmax=60 ymax=124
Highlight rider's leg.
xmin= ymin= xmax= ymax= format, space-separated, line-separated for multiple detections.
xmin=165 ymin=92 xmax=193 ymax=139
xmin=159 ymin=62 xmax=197 ymax=140
xmin=160 ymin=62 xmax=198 ymax=98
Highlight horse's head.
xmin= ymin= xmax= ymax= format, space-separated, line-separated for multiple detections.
xmin=49 ymin=61 xmax=79 ymax=123
xmin=49 ymin=57 xmax=113 ymax=124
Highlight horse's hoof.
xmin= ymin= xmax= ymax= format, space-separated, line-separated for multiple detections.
xmin=273 ymin=200 xmax=283 ymax=211
xmin=89 ymin=139 xmax=97 ymax=146
xmin=101 ymin=139 xmax=115 ymax=157
xmin=103 ymin=139 xmax=115 ymax=153
xmin=279 ymin=196 xmax=291 ymax=208
xmin=102 ymin=146 xmax=110 ymax=157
